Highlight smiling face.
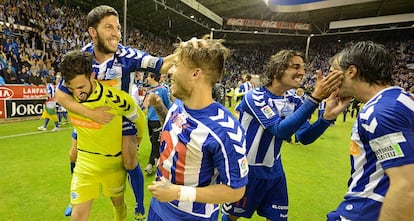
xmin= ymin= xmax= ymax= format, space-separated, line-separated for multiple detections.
xmin=66 ymin=74 xmax=95 ymax=102
xmin=279 ymin=55 xmax=306 ymax=90
xmin=168 ymin=58 xmax=194 ymax=100
xmin=89 ymin=15 xmax=121 ymax=55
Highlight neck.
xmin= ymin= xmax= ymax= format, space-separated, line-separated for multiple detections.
xmin=266 ymin=81 xmax=290 ymax=96
xmin=93 ymin=49 xmax=114 ymax=64
xmin=354 ymin=82 xmax=390 ymax=103
xmin=181 ymin=86 xmax=214 ymax=110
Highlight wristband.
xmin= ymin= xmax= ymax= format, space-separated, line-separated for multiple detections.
xmin=179 ymin=186 xmax=196 ymax=202
xmin=309 ymin=94 xmax=322 ymax=103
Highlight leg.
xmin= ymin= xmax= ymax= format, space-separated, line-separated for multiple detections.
xmin=146 ymin=120 xmax=161 ymax=174
xmin=65 ymin=134 xmax=78 ymax=216
xmin=71 ymin=200 xmax=93 ymax=221
xmin=122 ymin=135 xmax=145 ymax=218
xmin=111 ymin=196 xmax=127 ymax=221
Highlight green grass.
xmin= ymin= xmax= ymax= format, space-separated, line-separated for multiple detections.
xmin=0 ymin=113 xmax=354 ymax=221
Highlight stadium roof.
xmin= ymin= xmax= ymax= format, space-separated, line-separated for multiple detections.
xmin=70 ymin=0 xmax=414 ymax=44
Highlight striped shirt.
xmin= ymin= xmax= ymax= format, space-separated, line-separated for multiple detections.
xmin=59 ymin=43 xmax=164 ymax=94
xmin=336 ymin=87 xmax=414 ymax=220
xmin=151 ymin=99 xmax=248 ymax=220
xmin=236 ymin=87 xmax=305 ymax=178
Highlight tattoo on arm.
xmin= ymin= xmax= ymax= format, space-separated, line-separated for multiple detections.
xmin=155 ymin=103 xmax=168 ymax=126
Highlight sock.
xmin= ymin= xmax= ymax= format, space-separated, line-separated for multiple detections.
xmin=113 ymin=201 xmax=127 ymax=221
xmin=43 ymin=119 xmax=49 ymax=128
xmin=127 ymin=164 xmax=145 ymax=214
xmin=54 ymin=122 xmax=59 ymax=128
xmin=222 ymin=214 xmax=232 ymax=221
xmin=70 ymin=162 xmax=75 ymax=174
xmin=58 ymin=112 xmax=62 ymax=122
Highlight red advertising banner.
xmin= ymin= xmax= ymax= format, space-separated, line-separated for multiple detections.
xmin=226 ymin=18 xmax=311 ymax=31
xmin=0 ymin=100 xmax=5 ymax=119
xmin=0 ymin=85 xmax=47 ymax=99
xmin=0 ymin=85 xmax=47 ymax=119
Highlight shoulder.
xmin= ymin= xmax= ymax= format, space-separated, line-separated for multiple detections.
xmin=115 ymin=44 xmax=147 ymax=59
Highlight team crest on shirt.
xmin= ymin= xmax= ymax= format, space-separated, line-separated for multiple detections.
xmin=369 ymin=132 xmax=406 ymax=162
xmin=238 ymin=156 xmax=249 ymax=177
xmin=260 ymin=105 xmax=276 ymax=119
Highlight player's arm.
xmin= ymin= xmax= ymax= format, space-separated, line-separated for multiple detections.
xmin=147 ymin=93 xmax=169 ymax=125
xmin=379 ymin=164 xmax=414 ymax=221
xmin=295 ymin=91 xmax=352 ymax=144
xmin=134 ymin=105 xmax=146 ymax=142
xmin=160 ymin=53 xmax=176 ymax=74
xmin=106 ymin=87 xmax=146 ymax=138
xmin=55 ymin=88 xmax=114 ymax=124
xmin=148 ymin=182 xmax=245 ymax=204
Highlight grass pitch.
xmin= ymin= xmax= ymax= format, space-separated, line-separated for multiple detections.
xmin=0 ymin=112 xmax=353 ymax=221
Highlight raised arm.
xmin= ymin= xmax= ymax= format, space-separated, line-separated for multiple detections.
xmin=55 ymin=88 xmax=114 ymax=124
xmin=147 ymin=93 xmax=169 ymax=126
xmin=160 ymin=54 xmax=176 ymax=74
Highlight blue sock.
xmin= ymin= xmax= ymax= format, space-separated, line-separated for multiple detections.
xmin=70 ymin=162 xmax=75 ymax=174
xmin=127 ymin=164 xmax=145 ymax=214
xmin=221 ymin=214 xmax=232 ymax=221
xmin=43 ymin=119 xmax=49 ymax=128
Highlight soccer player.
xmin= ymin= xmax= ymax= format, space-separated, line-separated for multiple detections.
xmin=55 ymin=5 xmax=174 ymax=219
xmin=38 ymin=78 xmax=60 ymax=132
xmin=142 ymin=72 xmax=171 ymax=175
xmin=221 ymin=50 xmax=351 ymax=221
xmin=146 ymin=37 xmax=249 ymax=221
xmin=327 ymin=41 xmax=414 ymax=220
xmin=59 ymin=50 xmax=145 ymax=221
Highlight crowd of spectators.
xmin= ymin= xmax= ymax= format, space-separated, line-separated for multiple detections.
xmin=0 ymin=0 xmax=413 ymax=94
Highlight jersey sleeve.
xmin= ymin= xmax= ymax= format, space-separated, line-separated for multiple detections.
xmin=243 ymin=91 xmax=282 ymax=129
xmin=367 ymin=97 xmax=414 ymax=169
xmin=135 ymin=106 xmax=146 ymax=138
xmin=105 ymin=86 xmax=144 ymax=131
xmin=123 ymin=46 xmax=164 ymax=75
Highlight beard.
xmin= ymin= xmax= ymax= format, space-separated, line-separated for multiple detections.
xmin=78 ymin=80 xmax=94 ymax=102
xmin=95 ymin=31 xmax=118 ymax=54
xmin=171 ymin=80 xmax=191 ymax=100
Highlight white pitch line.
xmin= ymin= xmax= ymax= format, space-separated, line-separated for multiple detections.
xmin=0 ymin=127 xmax=73 ymax=140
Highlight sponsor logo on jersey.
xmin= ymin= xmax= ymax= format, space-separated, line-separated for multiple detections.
xmin=260 ymin=105 xmax=276 ymax=119
xmin=369 ymin=132 xmax=406 ymax=162
xmin=238 ymin=156 xmax=249 ymax=177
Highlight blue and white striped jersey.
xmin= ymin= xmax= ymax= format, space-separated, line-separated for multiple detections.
xmin=46 ymin=83 xmax=56 ymax=100
xmin=236 ymin=86 xmax=303 ymax=179
xmin=59 ymin=43 xmax=164 ymax=94
xmin=151 ymin=99 xmax=248 ymax=220
xmin=336 ymin=87 xmax=414 ymax=220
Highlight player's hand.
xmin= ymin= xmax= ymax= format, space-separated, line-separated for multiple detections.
xmin=146 ymin=93 xmax=162 ymax=107
xmin=87 ymin=107 xmax=114 ymax=124
xmin=311 ymin=70 xmax=344 ymax=101
xmin=147 ymin=181 xmax=180 ymax=202
xmin=323 ymin=89 xmax=353 ymax=120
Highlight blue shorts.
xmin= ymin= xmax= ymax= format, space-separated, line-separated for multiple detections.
xmin=222 ymin=172 xmax=288 ymax=221
xmin=72 ymin=117 xmax=137 ymax=139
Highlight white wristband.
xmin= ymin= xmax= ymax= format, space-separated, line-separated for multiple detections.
xmin=179 ymin=186 xmax=196 ymax=202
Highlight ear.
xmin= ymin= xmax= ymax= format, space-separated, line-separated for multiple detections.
xmin=88 ymin=27 xmax=96 ymax=38
xmin=192 ymin=68 xmax=202 ymax=79
xmin=347 ymin=65 xmax=358 ymax=79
